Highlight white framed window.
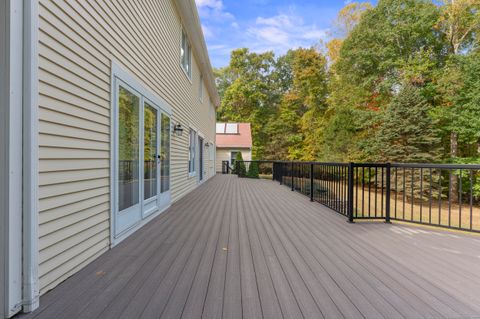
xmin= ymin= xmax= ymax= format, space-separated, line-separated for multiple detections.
xmin=199 ymin=74 xmax=204 ymax=102
xmin=226 ymin=123 xmax=239 ymax=134
xmin=216 ymin=123 xmax=225 ymax=133
xmin=188 ymin=129 xmax=197 ymax=175
xmin=181 ymin=29 xmax=192 ymax=79
xmin=231 ymin=151 xmax=239 ymax=166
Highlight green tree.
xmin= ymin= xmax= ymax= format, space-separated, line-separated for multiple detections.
xmin=363 ymin=84 xmax=441 ymax=162
xmin=337 ymin=0 xmax=443 ymax=96
xmin=435 ymin=0 xmax=480 ymax=157
xmin=434 ymin=52 xmax=480 ymax=157
xmin=247 ymin=161 xmax=260 ymax=178
xmin=233 ymin=152 xmax=247 ymax=177
xmin=324 ymin=0 xmax=446 ymax=162
xmin=218 ymin=49 xmax=278 ymax=159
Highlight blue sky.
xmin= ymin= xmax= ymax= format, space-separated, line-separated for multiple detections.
xmin=195 ymin=0 xmax=366 ymax=68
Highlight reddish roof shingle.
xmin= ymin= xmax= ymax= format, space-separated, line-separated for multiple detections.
xmin=216 ymin=123 xmax=252 ymax=148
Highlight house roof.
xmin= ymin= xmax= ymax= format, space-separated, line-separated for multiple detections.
xmin=216 ymin=123 xmax=252 ymax=148
xmin=173 ymin=0 xmax=220 ymax=107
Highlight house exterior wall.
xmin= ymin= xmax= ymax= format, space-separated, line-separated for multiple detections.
xmin=37 ymin=0 xmax=216 ymax=294
xmin=216 ymin=148 xmax=252 ymax=172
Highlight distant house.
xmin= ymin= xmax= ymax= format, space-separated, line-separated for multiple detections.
xmin=0 ymin=1 xmax=218 ymax=316
xmin=216 ymin=123 xmax=253 ymax=172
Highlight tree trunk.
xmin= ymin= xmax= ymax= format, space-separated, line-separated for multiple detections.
xmin=477 ymin=141 xmax=480 ymax=156
xmin=450 ymin=132 xmax=458 ymax=158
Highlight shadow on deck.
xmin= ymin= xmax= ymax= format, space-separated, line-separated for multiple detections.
xmin=19 ymin=175 xmax=480 ymax=319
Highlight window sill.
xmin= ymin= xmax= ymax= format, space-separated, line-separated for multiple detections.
xmin=188 ymin=172 xmax=196 ymax=178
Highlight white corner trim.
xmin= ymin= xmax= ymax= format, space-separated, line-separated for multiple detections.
xmin=109 ymin=62 xmax=117 ymax=248
xmin=1 ymin=0 xmax=31 ymax=317
xmin=22 ymin=0 xmax=40 ymax=313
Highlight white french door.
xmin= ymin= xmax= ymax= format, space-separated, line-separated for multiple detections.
xmin=114 ymin=79 xmax=171 ymax=238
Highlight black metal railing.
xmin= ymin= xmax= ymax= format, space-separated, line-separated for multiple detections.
xmin=222 ymin=160 xmax=232 ymax=174
xmin=236 ymin=160 xmax=480 ymax=233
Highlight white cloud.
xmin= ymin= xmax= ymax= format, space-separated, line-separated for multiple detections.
xmin=196 ymin=0 xmax=223 ymax=10
xmin=246 ymin=13 xmax=328 ymax=53
xmin=195 ymin=0 xmax=235 ymax=21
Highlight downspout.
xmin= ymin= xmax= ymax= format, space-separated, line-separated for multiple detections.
xmin=22 ymin=0 xmax=39 ymax=312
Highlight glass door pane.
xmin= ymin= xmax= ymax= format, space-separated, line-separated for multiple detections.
xmin=118 ymin=86 xmax=140 ymax=212
xmin=199 ymin=137 xmax=204 ymax=181
xmin=161 ymin=114 xmax=170 ymax=192
xmin=144 ymin=103 xmax=158 ymax=200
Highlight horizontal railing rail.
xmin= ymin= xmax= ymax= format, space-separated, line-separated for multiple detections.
xmin=234 ymin=160 xmax=480 ymax=233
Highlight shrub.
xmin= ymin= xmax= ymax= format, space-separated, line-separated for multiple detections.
xmin=247 ymin=161 xmax=260 ymax=178
xmin=233 ymin=152 xmax=246 ymax=177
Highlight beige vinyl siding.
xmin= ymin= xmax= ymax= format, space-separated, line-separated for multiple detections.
xmin=38 ymin=0 xmax=216 ymax=294
xmin=216 ymin=148 xmax=252 ymax=172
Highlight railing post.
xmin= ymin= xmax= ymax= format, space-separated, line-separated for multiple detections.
xmin=385 ymin=163 xmax=391 ymax=223
xmin=272 ymin=162 xmax=275 ymax=181
xmin=279 ymin=163 xmax=283 ymax=185
xmin=348 ymin=162 xmax=355 ymax=223
xmin=310 ymin=163 xmax=314 ymax=202
xmin=291 ymin=162 xmax=295 ymax=191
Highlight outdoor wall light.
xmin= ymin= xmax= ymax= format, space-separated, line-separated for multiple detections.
xmin=173 ymin=123 xmax=184 ymax=137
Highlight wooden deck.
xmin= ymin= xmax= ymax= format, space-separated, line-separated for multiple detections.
xmin=20 ymin=175 xmax=480 ymax=319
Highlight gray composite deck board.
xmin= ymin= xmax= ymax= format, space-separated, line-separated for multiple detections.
xmin=18 ymin=175 xmax=480 ymax=319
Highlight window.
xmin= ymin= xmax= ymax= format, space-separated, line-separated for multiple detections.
xmin=118 ymin=86 xmax=140 ymax=211
xmin=225 ymin=123 xmax=239 ymax=134
xmin=181 ymin=30 xmax=192 ymax=79
xmin=161 ymin=114 xmax=171 ymax=192
xmin=216 ymin=123 xmax=225 ymax=134
xmin=231 ymin=151 xmax=239 ymax=166
xmin=199 ymin=74 xmax=204 ymax=101
xmin=188 ymin=129 xmax=196 ymax=174
xmin=216 ymin=123 xmax=239 ymax=134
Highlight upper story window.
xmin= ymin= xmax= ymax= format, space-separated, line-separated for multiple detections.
xmin=225 ymin=123 xmax=239 ymax=134
xmin=181 ymin=30 xmax=192 ymax=79
xmin=199 ymin=74 xmax=204 ymax=102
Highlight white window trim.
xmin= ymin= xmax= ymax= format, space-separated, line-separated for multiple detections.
xmin=1 ymin=1 xmax=39 ymax=316
xmin=180 ymin=28 xmax=192 ymax=82
xmin=111 ymin=62 xmax=172 ymax=115
xmin=110 ymin=61 xmax=172 ymax=246
xmin=188 ymin=128 xmax=197 ymax=177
